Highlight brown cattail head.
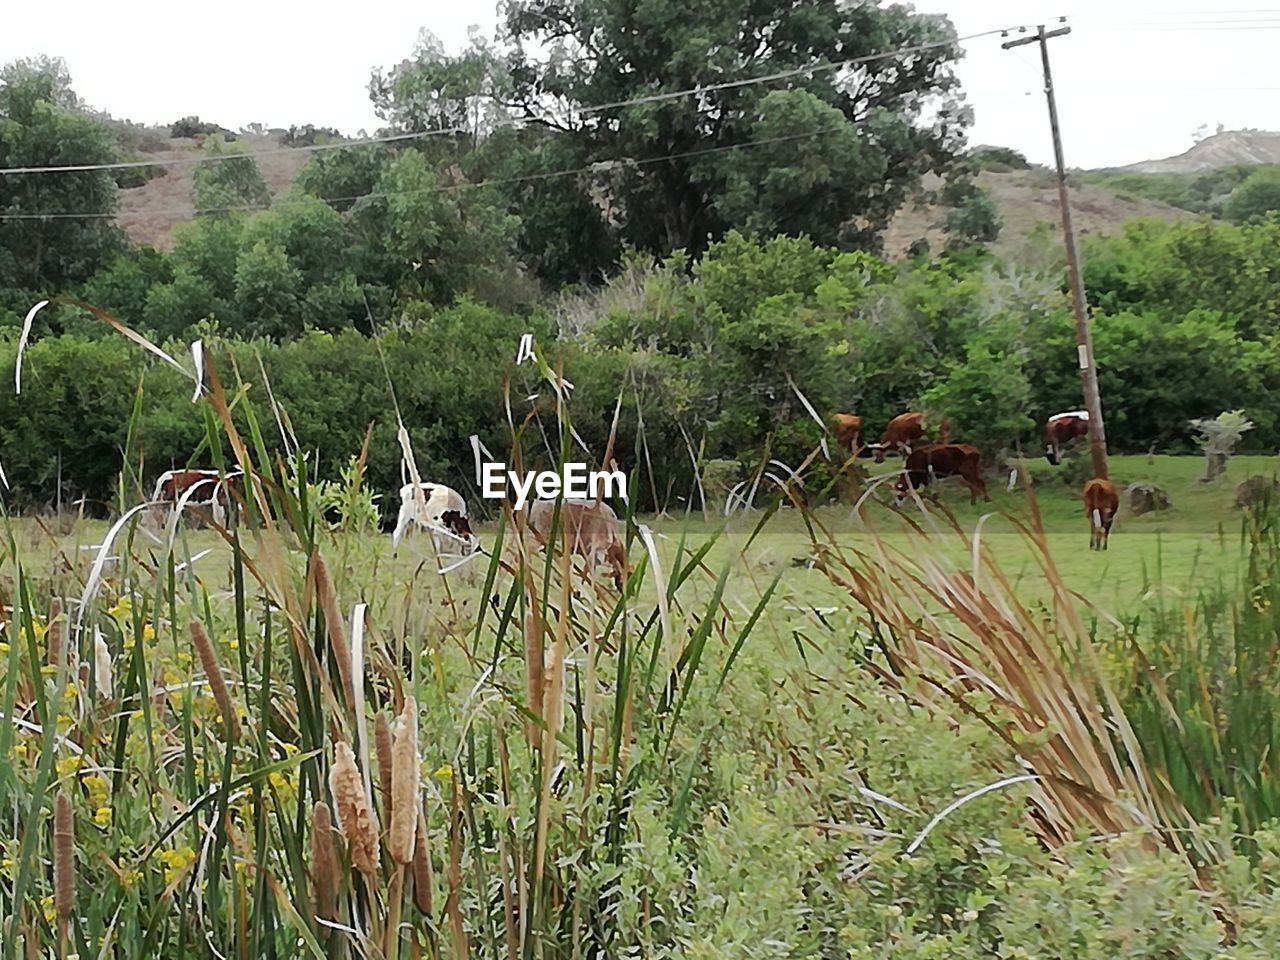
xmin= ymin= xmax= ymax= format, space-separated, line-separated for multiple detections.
xmin=312 ymin=550 xmax=355 ymax=709
xmin=189 ymin=619 xmax=241 ymax=741
xmin=374 ymin=711 xmax=393 ymax=813
xmin=329 ymin=742 xmax=378 ymax=876
xmin=310 ymin=802 xmax=336 ymax=935
xmin=388 ymin=697 xmax=420 ymax=864
xmin=46 ymin=598 xmax=64 ymax=670
xmin=411 ymin=806 xmax=433 ymax=916
xmin=53 ymin=792 xmax=74 ymax=921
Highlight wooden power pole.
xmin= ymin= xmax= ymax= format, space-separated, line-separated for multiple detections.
xmin=1003 ymin=23 xmax=1109 ymax=480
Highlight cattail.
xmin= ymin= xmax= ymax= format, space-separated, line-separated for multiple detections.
xmin=388 ymin=697 xmax=420 ymax=864
xmin=189 ymin=619 xmax=241 ymax=741
xmin=53 ymin=792 xmax=74 ymax=924
xmin=374 ymin=712 xmax=394 ymax=813
xmin=411 ymin=807 xmax=433 ymax=915
xmin=46 ymin=598 xmax=63 ymax=669
xmin=92 ymin=629 xmax=112 ymax=700
xmin=329 ymin=742 xmax=378 ymax=876
xmin=310 ymin=802 xmax=336 ymax=935
xmin=312 ymin=550 xmax=354 ymax=709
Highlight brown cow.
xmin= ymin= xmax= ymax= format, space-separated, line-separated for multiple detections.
xmin=832 ymin=413 xmax=862 ymax=453
xmin=1083 ymin=478 xmax=1119 ymax=551
xmin=150 ymin=469 xmax=242 ymax=527
xmin=893 ymin=444 xmax=989 ymax=505
xmin=526 ymin=498 xmax=627 ymax=590
xmin=875 ymin=412 xmax=929 ymax=463
xmin=1044 ymin=411 xmax=1090 ymax=465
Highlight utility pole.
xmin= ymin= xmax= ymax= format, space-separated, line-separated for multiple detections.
xmin=1003 ymin=23 xmax=1109 ymax=480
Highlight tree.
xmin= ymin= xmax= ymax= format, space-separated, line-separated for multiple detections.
xmin=919 ymin=342 xmax=1034 ymax=459
xmin=192 ymin=137 xmax=270 ymax=214
xmin=373 ymin=2 xmax=969 ymax=261
xmin=1223 ymin=168 xmax=1280 ymax=224
xmin=0 ymin=57 xmax=125 ymax=291
xmin=939 ymin=176 xmax=1002 ymax=249
xmin=499 ymin=0 xmax=968 ymax=257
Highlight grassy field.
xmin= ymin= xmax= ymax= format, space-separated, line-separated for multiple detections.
xmin=2 ymin=450 xmax=1277 ymax=958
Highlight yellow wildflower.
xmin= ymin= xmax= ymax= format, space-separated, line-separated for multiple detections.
xmin=42 ymin=895 xmax=55 ymax=924
xmin=108 ymin=596 xmax=132 ymax=620
xmin=55 ymin=755 xmax=82 ymax=777
xmin=0 ymin=642 xmax=9 ymax=655
xmin=141 ymin=624 xmax=156 ymax=643
xmin=1 ymin=857 xmax=13 ymax=877
xmin=82 ymin=774 xmax=109 ymax=806
xmin=11 ymin=743 xmax=26 ymax=759
xmin=93 ymin=807 xmax=112 ymax=827
xmin=63 ymin=681 xmax=78 ymax=701
xmin=119 ymin=868 xmax=142 ymax=888
xmin=434 ymin=764 xmax=453 ymax=781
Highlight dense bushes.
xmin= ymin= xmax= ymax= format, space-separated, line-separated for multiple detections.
xmin=4 ymin=216 xmax=1280 ymax=512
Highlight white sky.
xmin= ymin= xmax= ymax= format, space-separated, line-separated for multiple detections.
xmin=2 ymin=1 xmax=1277 ymax=169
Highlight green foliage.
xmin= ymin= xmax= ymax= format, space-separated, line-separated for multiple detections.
xmin=168 ymin=115 xmax=231 ymax=138
xmin=920 ymin=342 xmax=1033 ymax=456
xmin=967 ymin=145 xmax=1030 ymax=172
xmin=0 ymin=57 xmax=126 ymax=291
xmin=940 ymin=177 xmax=1002 ymax=249
xmin=1223 ymin=168 xmax=1280 ymax=223
xmin=191 ymin=138 xmax=270 ymax=214
xmin=1086 ymin=164 xmax=1269 ymax=216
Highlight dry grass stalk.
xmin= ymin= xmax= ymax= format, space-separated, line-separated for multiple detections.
xmin=389 ymin=696 xmax=420 ymax=864
xmin=374 ymin=711 xmax=394 ymax=812
xmin=329 ymin=741 xmax=379 ymax=876
xmin=310 ymin=802 xmax=336 ymax=937
xmin=411 ymin=806 xmax=433 ymax=916
xmin=92 ymin=630 xmax=112 ymax=700
xmin=810 ymin=499 xmax=1197 ymax=860
xmin=53 ymin=791 xmax=73 ymax=948
xmin=46 ymin=598 xmax=63 ymax=669
xmin=189 ymin=618 xmax=241 ymax=741
xmin=312 ymin=550 xmax=355 ymax=709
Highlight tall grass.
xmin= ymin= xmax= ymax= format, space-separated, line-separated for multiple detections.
xmin=0 ymin=326 xmax=769 ymax=959
xmin=1109 ymin=488 xmax=1280 ymax=841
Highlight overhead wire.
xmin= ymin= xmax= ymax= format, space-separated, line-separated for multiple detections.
xmin=0 ymin=124 xmax=855 ymax=221
xmin=0 ymin=23 xmax=1030 ymax=178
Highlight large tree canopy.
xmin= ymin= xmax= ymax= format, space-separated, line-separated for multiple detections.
xmin=0 ymin=57 xmax=125 ymax=292
xmin=371 ymin=2 xmax=968 ymax=274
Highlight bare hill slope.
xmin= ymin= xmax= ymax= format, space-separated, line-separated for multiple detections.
xmin=1109 ymin=129 xmax=1280 ymax=175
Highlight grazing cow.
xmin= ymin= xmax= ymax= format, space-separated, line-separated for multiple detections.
xmin=526 ymin=498 xmax=627 ymax=591
xmin=1083 ymin=478 xmax=1119 ymax=551
xmin=392 ymin=483 xmax=479 ymax=555
xmin=875 ymin=412 xmax=930 ymax=463
xmin=150 ymin=469 xmax=242 ymax=527
xmin=893 ymin=444 xmax=990 ymax=505
xmin=832 ymin=413 xmax=863 ymax=454
xmin=1044 ymin=411 xmax=1090 ymax=465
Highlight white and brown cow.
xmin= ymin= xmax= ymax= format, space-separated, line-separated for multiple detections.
xmin=150 ymin=469 xmax=242 ymax=527
xmin=525 ymin=498 xmax=628 ymax=591
xmin=392 ymin=482 xmax=479 ymax=555
xmin=1045 ymin=411 xmax=1090 ymax=465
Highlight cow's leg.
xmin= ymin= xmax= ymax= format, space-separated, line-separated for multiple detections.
xmin=392 ymin=502 xmax=414 ymax=548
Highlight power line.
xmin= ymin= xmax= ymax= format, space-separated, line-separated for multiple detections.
xmin=0 ymin=128 xmax=466 ymax=177
xmin=0 ymin=124 xmax=853 ymax=221
xmin=0 ymin=23 xmax=1032 ymax=178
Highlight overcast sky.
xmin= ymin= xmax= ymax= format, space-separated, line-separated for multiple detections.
xmin=3 ymin=1 xmax=1277 ymax=169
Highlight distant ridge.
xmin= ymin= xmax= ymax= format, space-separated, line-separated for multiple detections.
xmin=1107 ymin=129 xmax=1280 ymax=175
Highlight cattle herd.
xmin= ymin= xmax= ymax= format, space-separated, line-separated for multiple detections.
xmin=833 ymin=407 xmax=1118 ymax=549
xmin=146 ymin=407 xmax=1118 ymax=590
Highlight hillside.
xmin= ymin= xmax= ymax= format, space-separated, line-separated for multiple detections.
xmin=882 ymin=168 xmax=1192 ymax=259
xmin=117 ymin=134 xmax=314 ymax=249
xmin=1110 ymin=129 xmax=1280 ymax=175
